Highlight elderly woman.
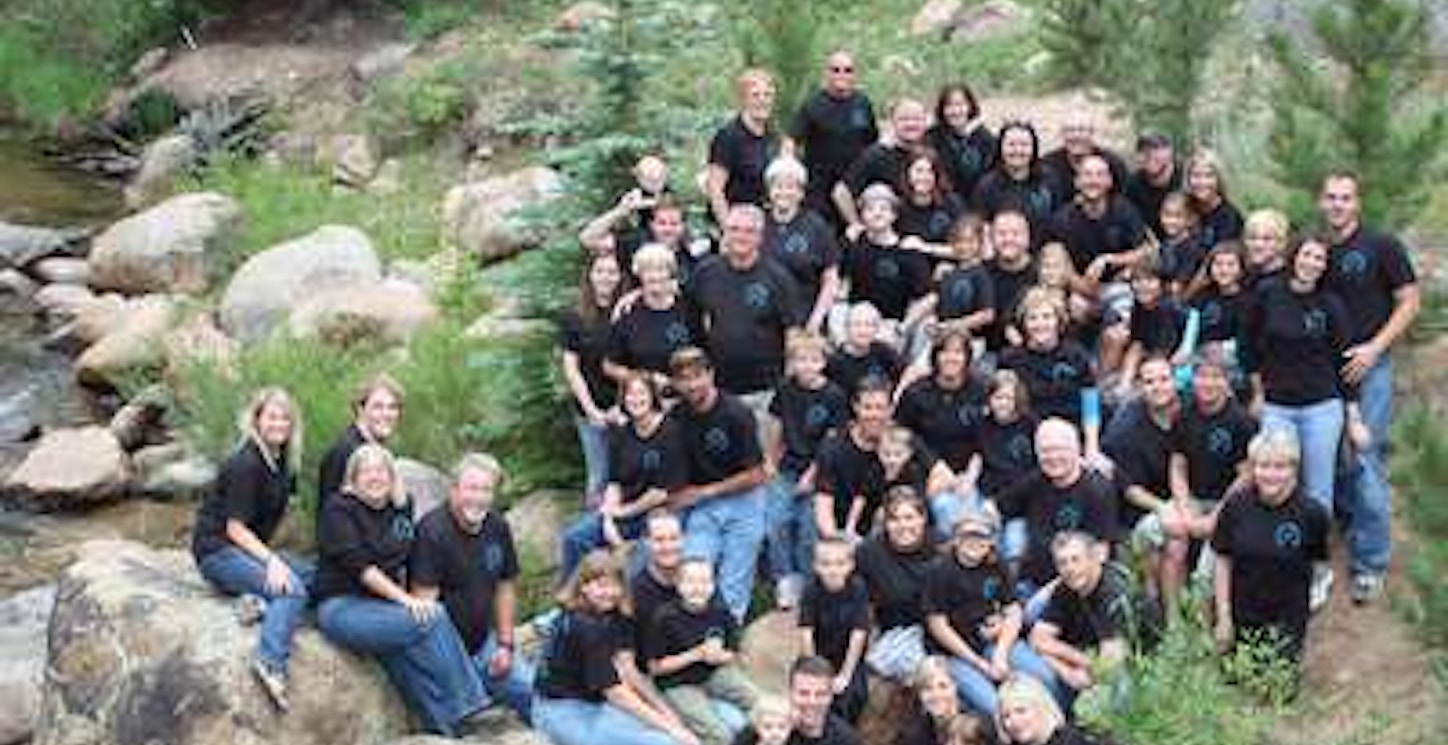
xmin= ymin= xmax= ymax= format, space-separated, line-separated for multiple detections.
xmin=315 ymin=444 xmax=486 ymax=736
xmin=604 ymin=244 xmax=701 ymax=394
xmin=192 ymin=387 xmax=311 ymax=711
xmin=707 ymin=68 xmax=780 ymax=225
xmin=896 ymin=656 xmax=995 ymax=745
xmin=1211 ymin=427 xmax=1330 ymax=664
xmin=996 ymin=675 xmax=1105 ymax=745
xmin=762 ymin=155 xmax=842 ymax=333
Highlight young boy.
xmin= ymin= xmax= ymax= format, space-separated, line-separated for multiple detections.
xmin=739 ymin=696 xmax=792 ymax=745
xmin=646 ymin=558 xmax=760 ymax=745
xmin=827 ymin=302 xmax=905 ymax=398
xmin=797 ymin=537 xmax=870 ymax=723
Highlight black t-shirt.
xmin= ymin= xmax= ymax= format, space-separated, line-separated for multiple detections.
xmin=608 ymin=417 xmax=690 ymax=504
xmin=673 ymin=393 xmax=764 ymax=485
xmin=1101 ymin=401 xmax=1174 ymax=527
xmin=798 ymin=575 xmax=872 ymax=665
xmin=192 ymin=440 xmax=295 ymax=560
xmin=792 ymin=90 xmax=879 ymax=199
xmin=317 ymin=424 xmax=369 ymax=514
xmin=1193 ymin=287 xmax=1252 ymax=346
xmin=985 ymin=260 xmax=1038 ymax=351
xmin=1326 ymin=227 xmax=1417 ymax=345
xmin=843 ymin=142 xmax=911 ymax=196
xmin=1129 ymin=298 xmax=1187 ymax=354
xmin=826 ymin=342 xmax=904 ymax=397
xmin=922 ymin=555 xmax=1014 ymax=654
xmin=1044 ymin=196 xmax=1148 ymax=275
xmin=815 ymin=430 xmax=878 ymax=529
xmin=935 ymin=262 xmax=996 ymax=322
xmin=1041 ymin=147 xmax=1129 ymax=203
xmin=977 ymin=414 xmax=1040 ymax=497
xmin=843 ymin=237 xmax=933 ymax=321
xmin=689 ymin=254 xmax=804 ymax=393
xmin=1196 ymin=200 xmax=1244 ymax=251
xmin=315 ymin=493 xmax=416 ymax=601
xmin=709 ymin=116 xmax=780 ymax=209
xmin=997 ymin=471 xmax=1122 ymax=585
xmin=998 ymin=339 xmax=1096 ymax=423
xmin=538 ymin=609 xmax=629 ymax=701
xmin=772 ymin=378 xmax=851 ymax=475
xmin=764 ymin=209 xmax=842 ymax=310
xmin=608 ymin=301 xmax=703 ymax=375
xmin=733 ymin=715 xmax=866 ymax=745
xmin=1040 ymin=561 xmax=1136 ymax=650
xmin=644 ymin=596 xmax=739 ymax=688
xmin=862 ymin=445 xmax=942 ymax=529
xmin=1124 ymin=165 xmax=1182 ymax=238
xmin=1169 ymin=401 xmax=1258 ymax=502
xmin=631 ymin=568 xmax=678 ymax=649
xmin=1211 ymin=487 xmax=1329 ymax=636
xmin=409 ymin=508 xmax=519 ymax=654
xmin=897 ymin=194 xmax=966 ymax=246
xmin=1158 ymin=233 xmax=1209 ymax=285
xmin=928 ymin=124 xmax=997 ymax=200
xmin=1250 ymin=282 xmax=1353 ymax=405
xmin=970 ymin=169 xmax=1058 ymax=229
xmin=856 ymin=537 xmax=934 ymax=630
xmin=895 ymin=376 xmax=988 ymax=471
xmin=561 ymin=308 xmax=617 ymax=409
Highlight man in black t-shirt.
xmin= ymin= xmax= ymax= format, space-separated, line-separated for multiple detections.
xmin=633 ymin=509 xmax=687 ymax=647
xmin=670 ymin=348 xmax=771 ymax=623
xmin=1040 ymin=112 xmax=1129 ymax=203
xmin=791 ymin=50 xmax=878 ymax=227
xmin=750 ymin=657 xmax=865 ymax=745
xmin=832 ymin=98 xmax=928 ymax=231
xmin=1123 ymin=134 xmax=1180 ymax=238
xmin=814 ymin=379 xmax=893 ymax=539
xmin=1029 ymin=532 xmax=1146 ymax=694
xmin=1044 ymin=155 xmax=1149 ymax=279
xmin=410 ymin=453 xmax=534 ymax=719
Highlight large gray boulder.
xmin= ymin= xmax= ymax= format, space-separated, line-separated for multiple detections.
xmin=2 ymin=427 xmax=131 ymax=509
xmin=441 ymin=167 xmax=565 ymax=262
xmin=0 ymin=584 xmax=56 ymax=745
xmin=124 ymin=133 xmax=200 ymax=208
xmin=73 ymin=294 xmax=176 ymax=389
xmin=0 ymin=222 xmax=69 ymax=270
xmin=286 ymin=279 xmax=438 ymax=346
xmin=219 ymin=225 xmax=383 ymax=344
xmin=89 ymin=192 xmax=242 ymax=295
xmin=35 ymin=540 xmax=412 ymax=745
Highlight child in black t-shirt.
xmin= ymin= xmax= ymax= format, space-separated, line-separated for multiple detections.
xmin=647 ymin=559 xmax=760 ymax=745
xmin=741 ymin=696 xmax=793 ymax=745
xmin=827 ymin=301 xmax=905 ymax=397
xmin=1117 ymin=260 xmax=1190 ymax=398
xmin=912 ymin=214 xmax=997 ymax=360
xmin=1156 ymin=191 xmax=1207 ymax=298
xmin=977 ymin=370 xmax=1039 ymax=570
xmin=797 ymin=537 xmax=870 ymax=723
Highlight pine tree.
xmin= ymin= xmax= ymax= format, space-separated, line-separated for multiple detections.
xmin=1112 ymin=0 xmax=1239 ymax=146
xmin=1037 ymin=0 xmax=1141 ymax=88
xmin=732 ymin=0 xmax=819 ymax=119
xmin=1268 ymin=0 xmax=1448 ymax=226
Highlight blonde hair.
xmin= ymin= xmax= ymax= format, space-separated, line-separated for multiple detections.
xmin=1014 ymin=285 xmax=1069 ymax=333
xmin=453 ymin=451 xmax=504 ymax=486
xmin=996 ymin=674 xmax=1065 ymax=736
xmin=736 ymin=68 xmax=774 ymax=103
xmin=914 ymin=655 xmax=954 ymax=689
xmin=352 ymin=372 xmax=405 ymax=414
xmin=1248 ymin=426 xmax=1301 ymax=467
xmin=1186 ymin=148 xmax=1230 ymax=200
xmin=1244 ymin=208 xmax=1290 ymax=244
xmin=237 ymin=386 xmax=302 ymax=473
xmin=631 ymin=242 xmax=679 ymax=278
xmin=342 ymin=443 xmax=408 ymax=509
xmin=785 ymin=328 xmax=828 ymax=365
xmin=558 ymin=549 xmax=633 ymax=616
xmin=751 ymin=695 xmax=790 ymax=725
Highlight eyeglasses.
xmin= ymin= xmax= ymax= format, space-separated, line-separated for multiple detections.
xmin=829 ymin=66 xmax=854 ymax=73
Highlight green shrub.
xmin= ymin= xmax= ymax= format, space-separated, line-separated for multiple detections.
xmin=364 ymin=61 xmax=471 ymax=147
xmin=1392 ymin=407 xmax=1448 ymax=654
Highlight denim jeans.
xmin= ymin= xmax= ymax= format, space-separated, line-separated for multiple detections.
xmin=196 ymin=547 xmax=313 ymax=673
xmin=472 ymin=632 xmax=537 ymax=722
xmin=764 ymin=471 xmax=816 ymax=581
xmin=684 ymin=485 xmax=768 ymax=622
xmin=560 ymin=513 xmax=646 ymax=583
xmin=948 ymin=643 xmax=1060 ymax=716
xmin=928 ymin=489 xmax=983 ymax=543
xmin=318 ymin=596 xmax=484 ymax=735
xmin=1338 ymin=354 xmax=1393 ymax=575
xmin=661 ymin=664 xmax=758 ymax=745
xmin=1262 ymin=399 xmax=1344 ymax=516
xmin=532 ymin=694 xmax=680 ymax=745
xmin=575 ymin=416 xmax=611 ymax=506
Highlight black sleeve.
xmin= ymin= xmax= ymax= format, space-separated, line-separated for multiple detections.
xmin=579 ymin=621 xmax=624 ymax=694
xmin=1381 ymin=234 xmax=1418 ymax=288
xmin=318 ymin=445 xmax=347 ymax=507
xmin=735 ymin=404 xmax=765 ymax=469
xmin=920 ymin=561 xmax=951 ymax=615
xmin=498 ymin=520 xmax=520 ymax=581
xmin=798 ymin=584 xmax=821 ymax=630
xmin=408 ymin=521 xmax=444 ymax=589
xmin=846 ymin=582 xmax=872 ymax=631
xmin=318 ymin=501 xmax=373 ymax=582
xmin=707 ymin=124 xmax=734 ymax=169
xmin=559 ymin=311 xmax=584 ymax=352
xmin=1209 ymin=494 xmax=1239 ymax=555
xmin=994 ymin=476 xmax=1032 ymax=519
xmin=216 ymin=451 xmax=263 ymax=526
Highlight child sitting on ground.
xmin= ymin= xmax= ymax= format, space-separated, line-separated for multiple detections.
xmin=798 ymin=537 xmax=871 ymax=723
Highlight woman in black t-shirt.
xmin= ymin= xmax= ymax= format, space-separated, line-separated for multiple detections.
xmin=535 ymin=550 xmax=698 ymax=745
xmin=315 ymin=444 xmax=486 ymax=736
xmin=857 ymin=487 xmax=937 ymax=684
xmin=970 ymin=122 xmax=1058 ymax=231
xmin=895 ymin=656 xmax=994 ymax=745
xmin=927 ymin=83 xmax=996 ymax=202
xmin=897 ymin=150 xmax=967 ymax=263
xmin=192 ymin=387 xmax=309 ymax=711
xmin=562 ymin=251 xmax=628 ymax=508
xmin=763 ymin=155 xmax=843 ymax=333
xmin=706 ymin=69 xmax=780 ymax=225
xmin=605 ymin=244 xmax=700 ymax=391
xmin=996 ymin=674 xmax=1103 ymax=745
xmin=1184 ymin=149 xmax=1243 ymax=252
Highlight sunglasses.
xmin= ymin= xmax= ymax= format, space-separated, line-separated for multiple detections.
xmin=830 ymin=66 xmax=854 ymax=73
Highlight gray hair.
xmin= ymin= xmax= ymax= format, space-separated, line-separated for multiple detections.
xmin=1248 ymin=425 xmax=1301 ymax=467
xmin=765 ymin=155 xmax=809 ymax=188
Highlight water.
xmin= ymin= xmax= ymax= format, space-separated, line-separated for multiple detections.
xmin=0 ymin=129 xmax=122 ymax=226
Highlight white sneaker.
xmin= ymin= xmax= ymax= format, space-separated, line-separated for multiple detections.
xmin=775 ymin=575 xmax=803 ymax=610
xmin=1310 ymin=564 xmax=1334 ymax=613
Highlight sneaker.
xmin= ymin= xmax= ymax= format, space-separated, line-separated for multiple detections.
xmin=1309 ymin=564 xmax=1335 ymax=613
xmin=236 ymin=594 xmax=267 ymax=626
xmin=251 ymin=658 xmax=290 ymax=712
xmin=1350 ymin=572 xmax=1386 ymax=605
xmin=775 ymin=575 xmax=803 ymax=611
xmin=456 ymin=705 xmax=511 ymax=737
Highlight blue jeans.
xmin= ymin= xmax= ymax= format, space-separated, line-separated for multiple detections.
xmin=560 ymin=513 xmax=646 ymax=583
xmin=576 ymin=416 xmax=610 ymax=506
xmin=1001 ymin=518 xmax=1028 ymax=564
xmin=196 ymin=547 xmax=313 ymax=673
xmin=929 ymin=489 xmax=983 ymax=543
xmin=685 ymin=485 xmax=768 ymax=622
xmin=948 ymin=643 xmax=1060 ymax=716
xmin=532 ymin=694 xmax=679 ymax=745
xmin=472 ymin=632 xmax=537 ymax=721
xmin=1263 ymin=399 xmax=1344 ymax=516
xmin=318 ymin=596 xmax=484 ymax=735
xmin=1339 ymin=354 xmax=1393 ymax=575
xmin=764 ymin=471 xmax=815 ymax=581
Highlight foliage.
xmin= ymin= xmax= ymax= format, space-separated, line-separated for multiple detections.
xmin=729 ymin=0 xmax=820 ymax=119
xmin=364 ymin=59 xmax=472 ymax=147
xmin=1109 ymin=0 xmax=1240 ymax=147
xmin=1267 ymin=0 xmax=1448 ymax=227
xmin=1035 ymin=0 xmax=1140 ymax=89
xmin=1391 ymin=407 xmax=1448 ymax=658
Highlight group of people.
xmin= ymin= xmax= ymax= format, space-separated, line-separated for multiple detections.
xmin=189 ymin=47 xmax=1420 ymax=745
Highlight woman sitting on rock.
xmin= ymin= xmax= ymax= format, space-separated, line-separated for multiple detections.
xmin=314 ymin=443 xmax=488 ymax=736
xmin=191 ymin=386 xmax=312 ymax=712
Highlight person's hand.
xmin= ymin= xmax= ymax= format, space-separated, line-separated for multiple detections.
xmin=832 ymin=672 xmax=852 ymax=694
xmin=1347 ymin=413 xmax=1372 ymax=453
xmin=987 ymin=655 xmax=1011 ymax=683
xmin=1085 ymin=256 xmax=1110 ymax=282
xmin=584 ymin=406 xmax=610 ymax=428
xmin=1341 ymin=342 xmax=1382 ymax=385
xmin=1005 ymin=326 xmax=1024 ymax=347
xmin=845 ymin=222 xmax=866 ymax=242
xmin=1060 ymin=665 xmax=1093 ymax=690
xmin=900 ymin=235 xmax=925 ymax=253
xmin=403 ymin=595 xmax=441 ymax=624
xmin=670 ymin=725 xmax=703 ymax=745
xmin=1084 ymin=450 xmax=1115 ymax=477
xmin=488 ymin=645 xmax=514 ymax=677
xmin=263 ymin=555 xmax=294 ymax=595
xmin=618 ymin=188 xmax=648 ymax=213
xmin=1214 ymin=616 xmax=1234 ymax=654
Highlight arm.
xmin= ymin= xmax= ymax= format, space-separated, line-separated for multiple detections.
xmin=815 ymin=492 xmax=842 ymax=539
xmin=1028 ymin=622 xmax=1093 ymax=669
xmin=648 ymin=642 xmax=710 ymax=676
xmin=673 ymin=464 xmax=770 ymax=510
xmin=798 ymin=626 xmax=817 ymax=658
xmin=580 ymin=192 xmax=643 ymax=254
xmin=562 ymin=350 xmax=607 ymax=424
xmin=925 ymin=460 xmax=956 ymax=497
xmin=837 ymin=628 xmax=869 ymax=685
xmin=1213 ymin=554 xmax=1234 ymax=652
xmin=706 ymin=165 xmax=731 ymax=227
xmin=1168 ymin=452 xmax=1192 ymax=502
xmin=832 ymin=181 xmax=861 ymax=231
xmin=1123 ymin=484 xmax=1169 ymax=515
xmin=807 ymin=267 xmax=842 ymax=334
xmin=1344 ymin=283 xmax=1420 ymax=384
xmin=927 ymin=613 xmax=993 ymax=671
xmin=603 ymin=680 xmax=696 ymax=745
xmin=843 ymin=495 xmax=867 ymax=537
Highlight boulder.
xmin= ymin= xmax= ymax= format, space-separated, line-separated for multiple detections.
xmin=34 ymin=540 xmax=411 ymax=745
xmin=69 ymin=294 xmax=130 ymax=346
xmin=0 ymin=269 xmax=38 ymax=315
xmin=124 ymin=133 xmax=200 ymax=208
xmin=398 ymin=458 xmax=449 ymax=521
xmin=287 ymin=279 xmax=438 ymax=346
xmin=163 ymin=311 xmax=237 ymax=375
xmin=3 ymin=427 xmax=130 ymax=508
xmin=464 ymin=315 xmax=552 ymax=343
xmin=33 ymin=284 xmax=97 ymax=320
xmin=948 ymin=0 xmax=1030 ymax=43
xmin=219 ymin=225 xmax=383 ymax=344
xmin=387 ymin=259 xmax=438 ymax=300
xmin=74 ymin=295 xmax=176 ymax=388
xmin=0 ymin=222 xmax=68 ymax=270
xmin=441 ymin=167 xmax=565 ymax=262
xmin=108 ymin=386 xmax=171 ymax=451
xmin=320 ymin=134 xmax=380 ymax=188
xmin=30 ymin=257 xmax=90 ymax=286
xmin=389 ymin=725 xmax=546 ymax=745
xmin=368 ymin=158 xmax=404 ymax=196
xmin=133 ymin=443 xmax=216 ymax=501
xmin=504 ymin=490 xmax=569 ymax=571
xmin=911 ymin=0 xmax=964 ymax=36
xmin=0 ymin=584 xmax=56 ymax=745
xmin=89 ymin=192 xmax=242 ymax=295
xmin=350 ymin=43 xmax=415 ymax=88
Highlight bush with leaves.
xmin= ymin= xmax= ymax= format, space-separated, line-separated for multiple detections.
xmin=729 ymin=0 xmax=819 ymax=119
xmin=1391 ymin=407 xmax=1448 ymax=657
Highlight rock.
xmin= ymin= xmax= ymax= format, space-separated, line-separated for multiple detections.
xmin=30 ymin=257 xmax=90 ymax=286
xmin=464 ymin=315 xmax=552 ymax=342
xmin=0 ymin=389 xmax=41 ymax=444
xmin=130 ymin=48 xmax=169 ymax=81
xmin=389 ymin=723 xmax=546 ymax=745
xmin=321 ymin=134 xmax=380 ymax=188
xmin=556 ymin=1 xmax=616 ymax=31
xmin=33 ymin=284 xmax=96 ymax=320
xmin=69 ymin=294 xmax=129 ymax=346
xmin=0 ymin=269 xmax=39 ymax=315
xmin=287 ymin=279 xmax=438 ymax=346
xmin=441 ymin=167 xmax=565 ymax=262
xmin=911 ymin=0 xmax=963 ymax=36
xmin=162 ymin=311 xmax=237 ymax=376
xmin=220 ymin=225 xmax=383 ymax=344
xmin=133 ymin=444 xmax=215 ymax=501
xmin=368 ymin=158 xmax=403 ymax=196
xmin=948 ymin=0 xmax=1029 ymax=43
xmin=350 ymin=43 xmax=415 ymax=88
xmin=3 ymin=427 xmax=130 ymax=508
xmin=387 ymin=259 xmax=437 ymax=299
xmin=398 ymin=458 xmax=449 ymax=521
xmin=123 ymin=133 xmax=200 ymax=208
xmin=74 ymin=295 xmax=175 ymax=388
xmin=0 ymin=222 xmax=70 ymax=270
xmin=89 ymin=192 xmax=242 ymax=295
xmin=108 ymin=386 xmax=170 ymax=451
xmin=504 ymin=490 xmax=569 ymax=570
xmin=0 ymin=584 xmax=56 ymax=745
xmin=35 ymin=540 xmax=411 ymax=745
xmin=739 ymin=611 xmax=795 ymax=695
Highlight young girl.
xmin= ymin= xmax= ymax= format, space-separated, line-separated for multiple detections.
xmin=897 ymin=150 xmax=967 ymax=262
xmin=842 ymin=184 xmax=934 ymax=347
xmin=998 ymin=288 xmax=1101 ymax=453
xmin=1035 ymin=241 xmax=1096 ymax=331
xmin=1117 ymin=259 xmax=1190 ymax=395
xmin=561 ymin=252 xmax=628 ymax=508
xmin=910 ymin=214 xmax=997 ymax=361
xmin=870 ymin=426 xmax=956 ymax=540
xmin=741 ymin=696 xmax=792 ymax=745
xmin=1184 ymin=149 xmax=1243 ymax=252
xmin=1191 ymin=242 xmax=1254 ymax=396
xmin=977 ymin=370 xmax=1039 ymax=566
xmin=1156 ymin=191 xmax=1206 ymax=297
xmin=827 ymin=301 xmax=906 ymax=397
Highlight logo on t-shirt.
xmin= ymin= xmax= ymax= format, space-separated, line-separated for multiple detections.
xmin=744 ymin=282 xmax=773 ymax=310
xmin=929 ymin=211 xmax=953 ymax=237
xmin=1055 ymin=502 xmax=1083 ymax=530
xmin=1050 ymin=361 xmax=1079 ymax=383
xmin=784 ymin=232 xmax=809 ymax=256
xmin=1200 ymin=300 xmax=1223 ymax=330
xmin=641 ymin=448 xmax=663 ymax=472
xmin=1274 ymin=519 xmax=1303 ymax=550
xmin=704 ymin=427 xmax=732 ymax=454
xmin=982 ymin=575 xmax=1002 ymax=602
xmin=665 ymin=320 xmax=692 ymax=345
xmin=1008 ymin=434 xmax=1033 ymax=463
xmin=1027 ymin=187 xmax=1052 ymax=217
xmin=1337 ymin=249 xmax=1369 ymax=282
xmin=947 ymin=278 xmax=975 ymax=307
xmin=1207 ymin=426 xmax=1235 ymax=458
xmin=875 ymin=256 xmax=901 ymax=279
xmin=391 ymin=513 xmax=415 ymax=542
xmin=482 ymin=543 xmax=505 ymax=574
xmin=850 ymin=105 xmax=871 ymax=130
xmin=1302 ymin=308 xmax=1329 ymax=338
xmin=806 ymin=403 xmax=833 ymax=428
xmin=957 ymin=403 xmax=980 ymax=427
